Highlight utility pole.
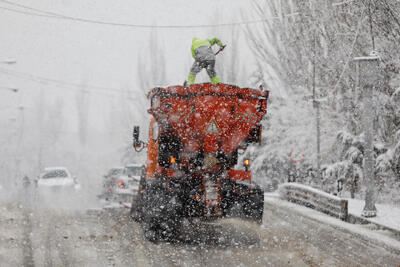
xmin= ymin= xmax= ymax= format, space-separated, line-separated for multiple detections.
xmin=353 ymin=53 xmax=380 ymax=218
xmin=312 ymin=32 xmax=322 ymax=182
xmin=310 ymin=0 xmax=321 ymax=183
xmin=14 ymin=106 xmax=25 ymax=183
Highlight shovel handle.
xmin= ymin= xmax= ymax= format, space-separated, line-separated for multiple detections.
xmin=215 ymin=45 xmax=226 ymax=55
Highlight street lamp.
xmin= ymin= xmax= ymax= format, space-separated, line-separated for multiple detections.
xmin=353 ymin=52 xmax=380 ymax=218
xmin=0 ymin=60 xmax=18 ymax=92
xmin=0 ymin=86 xmax=18 ymax=93
xmin=0 ymin=60 xmax=16 ymax=64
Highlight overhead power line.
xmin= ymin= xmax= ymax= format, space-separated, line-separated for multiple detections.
xmin=0 ymin=0 xmax=268 ymax=29
xmin=0 ymin=67 xmax=142 ymax=99
xmin=0 ymin=0 xmax=63 ymax=17
xmin=0 ymin=5 xmax=56 ymax=18
xmin=0 ymin=67 xmax=125 ymax=92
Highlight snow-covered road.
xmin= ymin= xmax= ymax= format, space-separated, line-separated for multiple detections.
xmin=1 ymin=198 xmax=399 ymax=266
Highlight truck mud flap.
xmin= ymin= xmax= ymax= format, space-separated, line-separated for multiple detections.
xmin=222 ymin=183 xmax=264 ymax=224
xmin=130 ymin=194 xmax=144 ymax=222
xmin=141 ymin=182 xmax=182 ymax=242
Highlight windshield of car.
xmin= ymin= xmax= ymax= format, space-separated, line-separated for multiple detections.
xmin=42 ymin=170 xmax=69 ymax=179
xmin=125 ymin=166 xmax=142 ymax=176
xmin=108 ymin=168 xmax=124 ymax=176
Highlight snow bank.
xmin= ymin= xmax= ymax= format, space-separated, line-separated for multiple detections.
xmin=264 ymin=193 xmax=400 ymax=251
xmin=345 ymin=198 xmax=400 ymax=233
xmin=278 ymin=182 xmax=348 ymax=220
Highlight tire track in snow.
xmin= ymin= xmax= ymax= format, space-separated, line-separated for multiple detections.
xmin=43 ymin=215 xmax=54 ymax=267
xmin=105 ymin=210 xmax=151 ymax=267
xmin=21 ymin=208 xmax=34 ymax=267
xmin=41 ymin=213 xmax=74 ymax=267
xmin=21 ymin=187 xmax=35 ymax=267
xmin=98 ymin=211 xmax=119 ymax=267
xmin=54 ymin=222 xmax=73 ymax=267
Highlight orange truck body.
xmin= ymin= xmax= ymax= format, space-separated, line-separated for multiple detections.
xmin=132 ymin=83 xmax=269 ymax=236
xmin=146 ymin=83 xmax=268 ymax=177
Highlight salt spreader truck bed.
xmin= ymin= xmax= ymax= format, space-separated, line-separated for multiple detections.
xmin=130 ymin=83 xmax=269 ymax=241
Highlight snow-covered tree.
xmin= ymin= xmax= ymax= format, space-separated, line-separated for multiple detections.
xmin=244 ymin=0 xmax=400 ymax=203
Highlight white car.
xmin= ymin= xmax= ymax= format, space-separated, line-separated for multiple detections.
xmin=37 ymin=167 xmax=80 ymax=190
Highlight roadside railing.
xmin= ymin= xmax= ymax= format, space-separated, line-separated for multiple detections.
xmin=278 ymin=183 xmax=348 ymax=221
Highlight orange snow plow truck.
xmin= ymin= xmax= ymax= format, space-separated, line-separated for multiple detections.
xmin=131 ymin=83 xmax=269 ymax=241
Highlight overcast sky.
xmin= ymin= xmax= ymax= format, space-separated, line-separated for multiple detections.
xmin=0 ymin=0 xmax=276 ymax=184
xmin=0 ymin=0 xmax=262 ymax=133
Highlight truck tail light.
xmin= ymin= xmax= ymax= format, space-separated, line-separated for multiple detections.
xmin=244 ymin=159 xmax=250 ymax=171
xmin=244 ymin=159 xmax=250 ymax=167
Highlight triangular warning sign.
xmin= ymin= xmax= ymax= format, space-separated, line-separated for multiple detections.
xmin=206 ymin=119 xmax=220 ymax=134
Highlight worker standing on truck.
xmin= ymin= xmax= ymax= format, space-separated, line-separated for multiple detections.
xmin=187 ymin=37 xmax=225 ymax=86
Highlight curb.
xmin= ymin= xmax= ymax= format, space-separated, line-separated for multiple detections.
xmin=347 ymin=213 xmax=400 ymax=237
xmin=278 ymin=183 xmax=348 ymax=221
xmin=267 ymin=189 xmax=400 ymax=238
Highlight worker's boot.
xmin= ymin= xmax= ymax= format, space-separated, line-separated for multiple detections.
xmin=211 ymin=76 xmax=220 ymax=84
xmin=187 ymin=74 xmax=196 ymax=85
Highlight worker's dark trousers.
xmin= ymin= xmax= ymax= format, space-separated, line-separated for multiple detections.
xmin=190 ymin=59 xmax=217 ymax=78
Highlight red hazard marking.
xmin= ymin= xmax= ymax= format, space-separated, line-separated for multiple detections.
xmin=206 ymin=118 xmax=220 ymax=134
xmin=290 ymin=149 xmax=304 ymax=163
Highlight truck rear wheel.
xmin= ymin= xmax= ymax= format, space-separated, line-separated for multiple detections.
xmin=246 ymin=188 xmax=264 ymax=224
xmin=142 ymin=216 xmax=162 ymax=242
xmin=142 ymin=215 xmax=180 ymax=242
xmin=141 ymin=183 xmax=181 ymax=242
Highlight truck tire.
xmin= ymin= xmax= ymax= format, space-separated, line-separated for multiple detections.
xmin=221 ymin=180 xmax=234 ymax=217
xmin=141 ymin=183 xmax=181 ymax=242
xmin=142 ymin=214 xmax=162 ymax=242
xmin=246 ymin=187 xmax=264 ymax=224
xmin=142 ymin=214 xmax=180 ymax=242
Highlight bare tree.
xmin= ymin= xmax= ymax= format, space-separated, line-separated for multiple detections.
xmin=120 ymin=29 xmax=166 ymax=164
xmin=244 ymin=0 xmax=400 ymax=200
xmin=75 ymin=88 xmax=90 ymax=147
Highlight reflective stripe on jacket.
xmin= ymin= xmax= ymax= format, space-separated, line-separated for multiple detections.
xmin=191 ymin=37 xmax=223 ymax=58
